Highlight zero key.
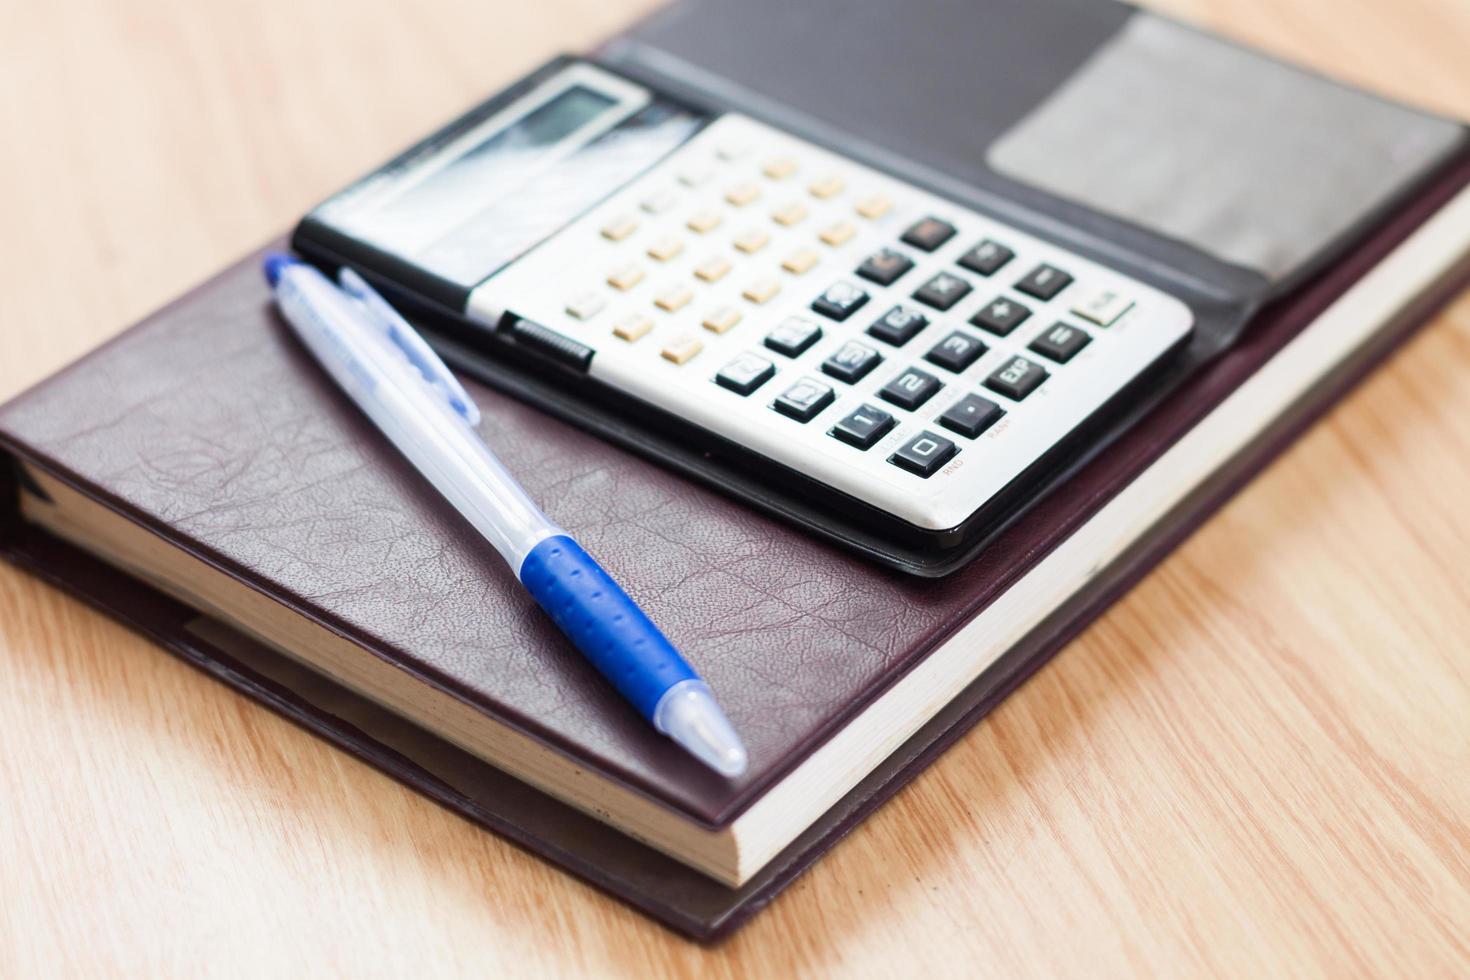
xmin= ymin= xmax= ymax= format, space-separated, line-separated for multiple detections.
xmin=888 ymin=430 xmax=957 ymax=477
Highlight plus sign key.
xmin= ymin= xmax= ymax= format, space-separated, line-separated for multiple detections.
xmin=969 ymin=296 xmax=1031 ymax=337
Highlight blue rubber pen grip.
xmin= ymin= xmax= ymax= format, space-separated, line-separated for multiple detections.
xmin=519 ymin=535 xmax=696 ymax=719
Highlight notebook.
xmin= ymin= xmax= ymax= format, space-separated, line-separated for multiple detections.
xmin=3 ymin=0 xmax=1469 ymax=940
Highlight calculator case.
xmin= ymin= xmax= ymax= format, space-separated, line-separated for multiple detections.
xmin=290 ymin=1 xmax=1465 ymax=575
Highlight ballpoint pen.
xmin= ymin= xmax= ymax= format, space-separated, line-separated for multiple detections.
xmin=262 ymin=252 xmax=749 ymax=777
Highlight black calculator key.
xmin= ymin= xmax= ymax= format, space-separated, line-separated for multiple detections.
xmin=899 ymin=216 xmax=957 ymax=252
xmin=811 ymin=281 xmax=870 ymax=321
xmin=912 ymin=271 xmax=972 ymax=311
xmin=889 ymin=430 xmax=958 ymax=477
xmin=855 ymin=248 xmax=915 ymax=286
xmin=970 ymin=296 xmax=1031 ymax=337
xmin=1028 ymin=322 xmax=1092 ymax=363
xmin=924 ymin=331 xmax=987 ymax=373
xmin=879 ymin=366 xmax=943 ymax=410
xmin=765 ymin=315 xmax=823 ymax=357
xmin=715 ymin=352 xmax=776 ymax=395
xmin=821 ymin=340 xmax=883 ymax=383
xmin=984 ymin=355 xmax=1049 ymax=401
xmin=829 ymin=404 xmax=895 ymax=450
xmin=956 ymin=240 xmax=1014 ymax=276
xmin=937 ymin=394 xmax=1004 ymax=438
xmin=1015 ymin=263 xmax=1073 ymax=301
xmin=867 ymin=305 xmax=930 ymax=346
xmin=773 ymin=377 xmax=835 ymax=422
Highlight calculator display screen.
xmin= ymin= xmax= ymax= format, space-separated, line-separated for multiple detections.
xmin=312 ymin=66 xmax=705 ymax=291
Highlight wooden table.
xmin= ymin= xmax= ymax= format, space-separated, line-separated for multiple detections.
xmin=3 ymin=0 xmax=1468 ymax=974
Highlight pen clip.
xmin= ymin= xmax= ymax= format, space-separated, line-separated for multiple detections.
xmin=336 ymin=266 xmax=482 ymax=426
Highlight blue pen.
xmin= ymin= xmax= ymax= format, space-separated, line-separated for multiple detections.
xmin=263 ymin=253 xmax=748 ymax=777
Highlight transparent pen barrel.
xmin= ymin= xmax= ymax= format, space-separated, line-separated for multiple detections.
xmin=366 ymin=385 xmax=558 ymax=568
xmin=277 ymin=267 xmax=558 ymax=569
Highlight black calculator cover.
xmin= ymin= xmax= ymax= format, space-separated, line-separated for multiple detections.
xmin=295 ymin=0 xmax=1466 ymax=574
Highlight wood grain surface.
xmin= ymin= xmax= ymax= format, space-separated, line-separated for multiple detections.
xmin=3 ymin=0 xmax=1469 ymax=975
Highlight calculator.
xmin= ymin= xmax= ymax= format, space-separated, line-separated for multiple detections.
xmin=294 ymin=58 xmax=1194 ymax=574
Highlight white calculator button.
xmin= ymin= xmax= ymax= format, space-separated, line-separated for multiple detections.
xmin=678 ymin=164 xmax=714 ymax=187
xmin=819 ymin=221 xmax=857 ymax=247
xmin=733 ymin=229 xmax=770 ymax=254
xmin=606 ymin=264 xmax=645 ymax=291
xmin=808 ymin=175 xmax=846 ymax=199
xmin=660 ymin=335 xmax=704 ymax=364
xmin=687 ymin=209 xmax=724 ymax=234
xmin=762 ymin=156 xmax=797 ymax=180
xmin=694 ymin=256 xmax=733 ymax=283
xmin=654 ymin=285 xmax=694 ymax=313
xmin=702 ymin=305 xmax=743 ymax=334
xmin=612 ymin=314 xmax=653 ymax=342
xmin=855 ymin=194 xmax=893 ymax=219
xmin=781 ymin=248 xmax=819 ymax=275
xmin=772 ymin=201 xmax=808 ymax=227
xmin=565 ymin=292 xmax=605 ymax=321
xmin=742 ymin=277 xmax=782 ymax=304
xmin=715 ymin=140 xmax=750 ymax=161
xmin=640 ymin=189 xmax=678 ymax=214
xmin=724 ymin=182 xmax=761 ymax=207
xmin=1070 ymin=287 xmax=1135 ymax=327
xmin=600 ymin=216 xmax=639 ymax=241
xmin=647 ymin=237 xmax=685 ymax=262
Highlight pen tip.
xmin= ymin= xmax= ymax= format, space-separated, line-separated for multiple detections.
xmin=654 ymin=680 xmax=749 ymax=778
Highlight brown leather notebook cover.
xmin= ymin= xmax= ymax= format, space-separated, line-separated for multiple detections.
xmin=2 ymin=157 xmax=1468 ymax=941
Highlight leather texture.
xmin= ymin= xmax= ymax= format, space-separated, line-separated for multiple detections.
xmin=1 ymin=153 xmax=1468 ymax=938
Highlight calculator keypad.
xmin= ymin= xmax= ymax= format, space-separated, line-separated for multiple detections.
xmin=470 ymin=113 xmax=1194 ymax=531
